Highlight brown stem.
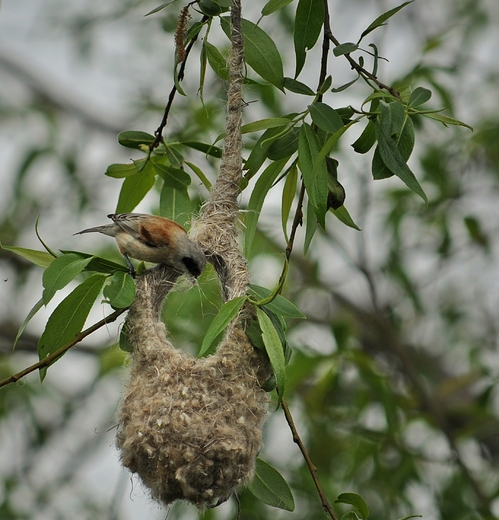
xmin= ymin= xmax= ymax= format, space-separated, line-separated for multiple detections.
xmin=282 ymin=399 xmax=338 ymax=520
xmin=0 ymin=308 xmax=126 ymax=389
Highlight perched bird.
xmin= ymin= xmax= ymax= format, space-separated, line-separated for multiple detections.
xmin=75 ymin=213 xmax=206 ymax=278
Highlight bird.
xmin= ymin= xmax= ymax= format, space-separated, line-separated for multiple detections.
xmin=75 ymin=213 xmax=206 ymax=278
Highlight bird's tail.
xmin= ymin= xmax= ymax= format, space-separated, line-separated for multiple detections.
xmin=73 ymin=224 xmax=116 ymax=237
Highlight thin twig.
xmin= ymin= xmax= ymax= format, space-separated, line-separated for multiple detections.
xmin=149 ymin=12 xmax=209 ymax=152
xmin=282 ymin=399 xmax=338 ymax=520
xmin=325 ymin=30 xmax=400 ymax=100
xmin=0 ymin=308 xmax=127 ymax=389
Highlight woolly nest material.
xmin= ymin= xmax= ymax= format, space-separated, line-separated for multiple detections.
xmin=116 ymin=264 xmax=271 ymax=509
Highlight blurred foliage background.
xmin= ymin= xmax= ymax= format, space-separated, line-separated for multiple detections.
xmin=1 ymin=0 xmax=499 ymax=519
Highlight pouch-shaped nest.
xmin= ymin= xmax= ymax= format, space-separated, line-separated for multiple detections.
xmin=116 ymin=266 xmax=270 ymax=508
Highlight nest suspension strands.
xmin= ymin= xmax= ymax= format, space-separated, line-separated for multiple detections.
xmin=115 ymin=0 xmax=272 ymax=509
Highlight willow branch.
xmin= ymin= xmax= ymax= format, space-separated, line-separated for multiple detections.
xmin=0 ymin=308 xmax=127 ymax=389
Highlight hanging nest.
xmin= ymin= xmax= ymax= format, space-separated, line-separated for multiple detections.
xmin=115 ymin=0 xmax=272 ymax=508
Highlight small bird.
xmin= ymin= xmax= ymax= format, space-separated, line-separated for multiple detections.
xmin=75 ymin=213 xmax=206 ymax=278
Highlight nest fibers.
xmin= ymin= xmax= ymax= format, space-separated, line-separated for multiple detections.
xmin=115 ymin=266 xmax=271 ymax=508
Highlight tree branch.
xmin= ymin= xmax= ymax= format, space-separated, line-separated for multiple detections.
xmin=0 ymin=308 xmax=126 ymax=389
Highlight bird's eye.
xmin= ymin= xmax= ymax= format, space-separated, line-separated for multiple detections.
xmin=182 ymin=257 xmax=201 ymax=277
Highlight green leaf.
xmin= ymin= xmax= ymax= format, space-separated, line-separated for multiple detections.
xmin=256 ymin=307 xmax=286 ymax=397
xmin=103 ymin=271 xmax=136 ymax=309
xmin=333 ymin=42 xmax=359 ymax=56
xmin=249 ymin=285 xmax=305 ymax=318
xmin=281 ymin=164 xmax=298 ymax=240
xmin=352 ymin=120 xmax=376 ymax=154
xmin=60 ymin=250 xmax=127 ymax=274
xmin=283 ymin=77 xmax=315 ymax=95
xmin=182 ymin=141 xmax=223 ymax=158
xmin=13 ymin=298 xmax=44 ymax=351
xmin=245 ymin=125 xmax=289 ymax=177
xmin=164 ymin=144 xmax=184 ymax=167
xmin=221 ymin=18 xmax=284 ymax=90
xmin=267 ymin=127 xmax=300 ymax=161
xmin=118 ymin=130 xmax=155 ymax=149
xmin=38 ymin=274 xmax=107 ymax=379
xmin=261 ymin=0 xmax=294 ymax=16
xmin=160 ymin=184 xmax=191 ymax=229
xmin=330 ymin=205 xmax=361 ymax=230
xmin=335 ymin=493 xmax=370 ymax=520
xmin=358 ymin=1 xmax=414 ymax=42
xmin=242 ymin=118 xmax=292 ymax=134
xmin=331 ymin=74 xmax=360 ymax=93
xmin=151 ymin=161 xmax=191 ymax=190
xmin=374 ymin=120 xmax=427 ymax=203
xmin=105 ymin=163 xmax=139 ymax=179
xmin=298 ymin=124 xmax=328 ymax=227
xmin=199 ymin=296 xmax=246 ymax=357
xmin=144 ymin=0 xmax=177 ymax=17
xmin=245 ymin=160 xmax=287 ymax=256
xmin=408 ymin=86 xmax=432 ymax=107
xmin=204 ymin=40 xmax=229 ymax=80
xmin=422 ymin=112 xmax=473 ymax=130
xmin=304 ymin=198 xmax=318 ymax=254
xmin=309 ymin=102 xmax=344 ymax=134
xmin=185 ymin=161 xmax=212 ymax=190
xmin=42 ymin=253 xmax=93 ymax=305
xmin=294 ymin=0 xmax=324 ymax=77
xmin=249 ymin=458 xmax=295 ymax=511
xmin=119 ymin=325 xmax=134 ymax=353
xmin=116 ymin=160 xmax=157 ymax=213
xmin=0 ymin=242 xmax=54 ymax=268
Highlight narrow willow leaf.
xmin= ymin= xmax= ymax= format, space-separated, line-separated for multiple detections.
xmin=160 ymin=184 xmax=191 ymax=228
xmin=182 ymin=141 xmax=223 ymax=158
xmin=0 ymin=242 xmax=54 ymax=268
xmin=261 ymin=0 xmax=294 ymax=16
xmin=144 ymin=0 xmax=177 ymax=16
xmin=164 ymin=144 xmax=184 ymax=168
xmin=331 ymin=74 xmax=360 ymax=93
xmin=118 ymin=130 xmax=155 ymax=149
xmin=103 ymin=271 xmax=136 ymax=309
xmin=256 ymin=307 xmax=286 ymax=397
xmin=335 ymin=492 xmax=370 ymax=520
xmin=315 ymin=119 xmax=358 ymax=168
xmin=242 ymin=118 xmax=292 ymax=134
xmin=199 ymin=296 xmax=246 ymax=357
xmin=352 ymin=120 xmax=376 ymax=154
xmin=281 ymin=164 xmax=298 ymax=240
xmin=13 ymin=298 xmax=44 ymax=351
xmin=375 ymin=121 xmax=427 ymax=203
xmin=105 ymin=163 xmax=139 ymax=178
xmin=408 ymin=86 xmax=432 ymax=107
xmin=185 ymin=161 xmax=212 ymax=190
xmin=308 ymin=102 xmax=344 ymax=134
xmin=116 ymin=161 xmax=157 ymax=213
xmin=221 ymin=18 xmax=284 ymax=90
xmin=249 ymin=284 xmax=305 ymax=319
xmin=298 ymin=124 xmax=328 ymax=228
xmin=283 ymin=77 xmax=315 ymax=95
xmin=204 ymin=40 xmax=229 ymax=80
xmin=249 ymin=458 xmax=295 ymax=511
xmin=267 ymin=127 xmax=300 ymax=161
xmin=245 ymin=160 xmax=287 ymax=256
xmin=333 ymin=42 xmax=359 ymax=56
xmin=358 ymin=1 xmax=414 ymax=42
xmin=38 ymin=274 xmax=107 ymax=379
xmin=245 ymin=125 xmax=289 ymax=177
xmin=152 ymin=161 xmax=191 ymax=190
xmin=199 ymin=36 xmax=208 ymax=101
xmin=60 ymin=250 xmax=127 ymax=274
xmin=42 ymin=253 xmax=93 ymax=305
xmin=330 ymin=204 xmax=361 ymax=230
xmin=294 ymin=0 xmax=324 ymax=77
xmin=422 ymin=112 xmax=473 ymax=130
xmin=303 ymin=198 xmax=318 ymax=254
